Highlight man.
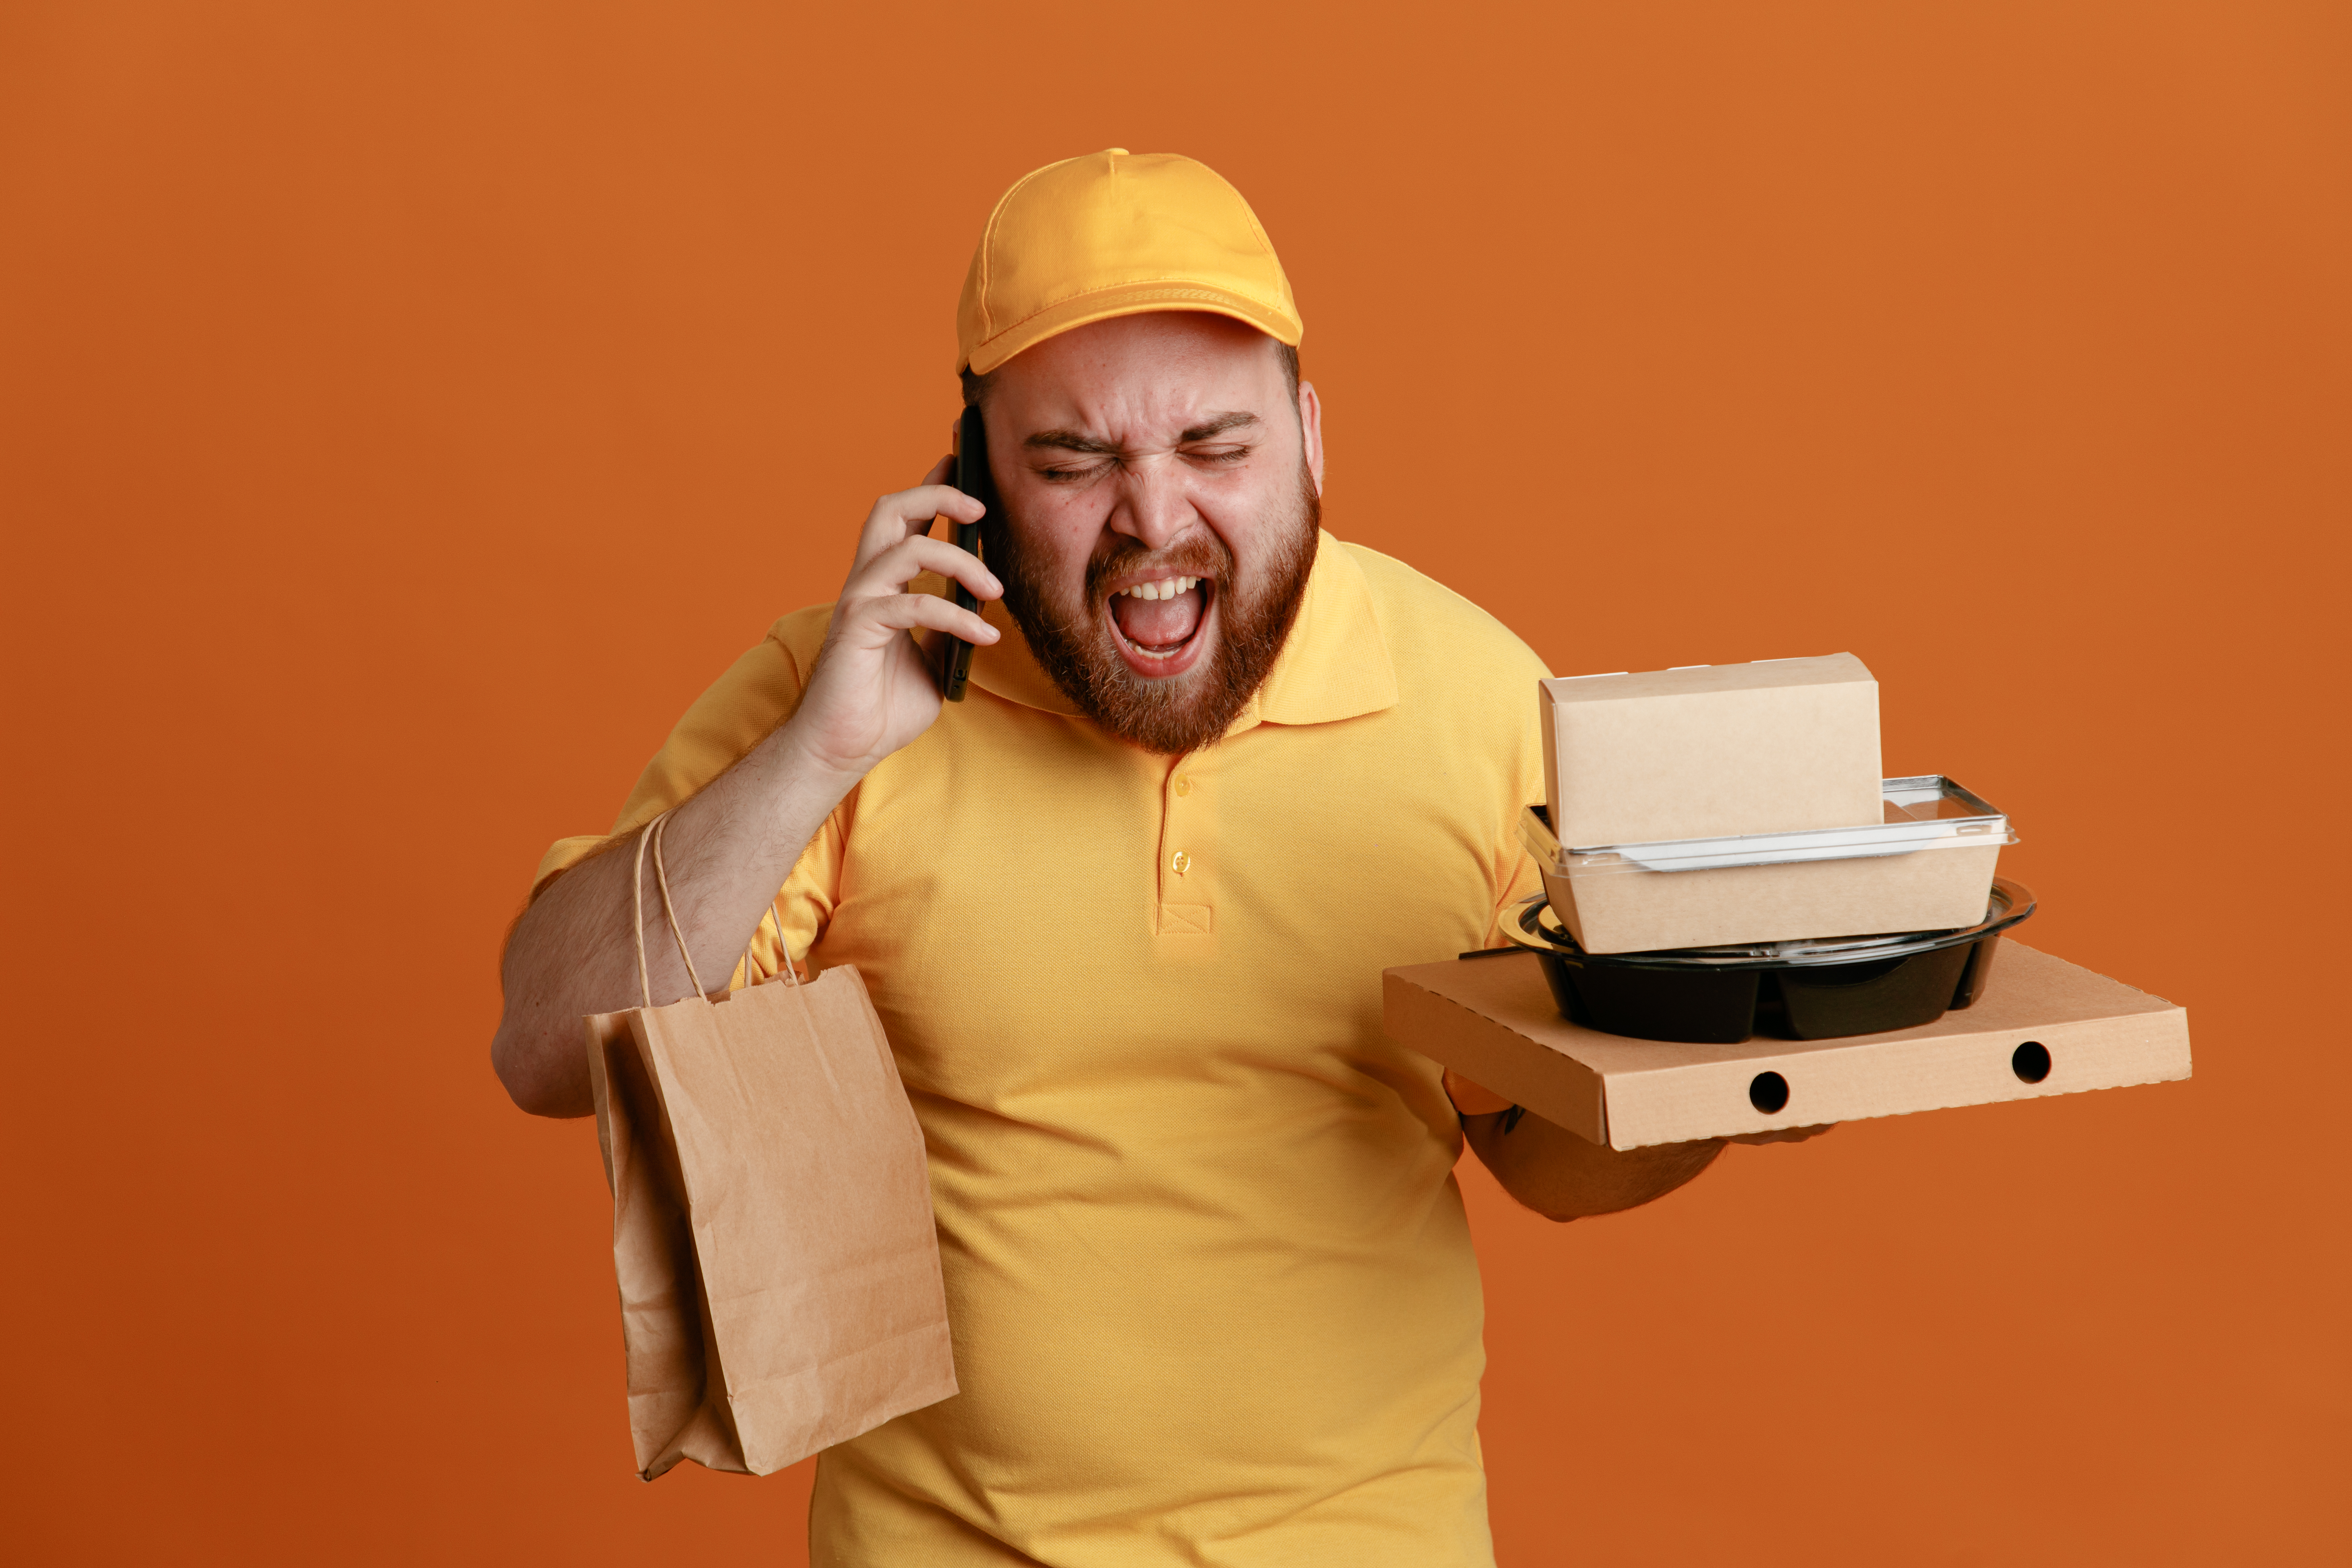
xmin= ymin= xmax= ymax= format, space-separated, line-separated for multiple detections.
xmin=495 ymin=149 xmax=1808 ymax=1565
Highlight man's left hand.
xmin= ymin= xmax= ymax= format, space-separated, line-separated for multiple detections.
xmin=1727 ymin=1124 xmax=1837 ymax=1146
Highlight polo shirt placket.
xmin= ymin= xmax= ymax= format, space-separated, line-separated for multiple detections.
xmin=1157 ymin=754 xmax=1214 ymax=936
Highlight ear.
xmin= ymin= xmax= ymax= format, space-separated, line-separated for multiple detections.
xmin=1297 ymin=379 xmax=1325 ymax=498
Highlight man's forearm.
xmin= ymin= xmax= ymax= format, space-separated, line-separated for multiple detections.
xmin=1463 ymin=1107 xmax=1723 ymax=1221
xmin=489 ymin=723 xmax=854 ymax=1119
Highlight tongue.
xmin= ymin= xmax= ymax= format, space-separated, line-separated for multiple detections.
xmin=1111 ymin=587 xmax=1203 ymax=650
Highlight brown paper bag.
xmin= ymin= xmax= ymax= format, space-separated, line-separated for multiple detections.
xmin=583 ymin=814 xmax=957 ymax=1480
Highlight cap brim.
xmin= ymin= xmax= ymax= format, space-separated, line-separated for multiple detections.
xmin=964 ymin=281 xmax=1301 ymax=375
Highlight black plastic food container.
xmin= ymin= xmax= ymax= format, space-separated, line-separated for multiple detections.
xmin=1507 ymin=878 xmax=2037 ymax=1044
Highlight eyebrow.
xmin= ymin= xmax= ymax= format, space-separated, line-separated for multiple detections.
xmin=1178 ymin=411 xmax=1260 ymax=442
xmin=1024 ymin=411 xmax=1262 ymax=454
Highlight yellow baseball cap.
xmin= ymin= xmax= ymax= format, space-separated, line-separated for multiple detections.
xmin=956 ymin=148 xmax=1303 ymax=374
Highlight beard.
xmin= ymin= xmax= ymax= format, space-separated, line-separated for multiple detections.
xmin=981 ymin=466 xmax=1322 ymax=756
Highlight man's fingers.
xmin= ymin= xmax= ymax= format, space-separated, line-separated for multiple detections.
xmin=852 ymin=482 xmax=985 ymax=568
xmin=839 ymin=591 xmax=1000 ymax=650
xmin=844 ymin=532 xmax=1004 ymax=604
xmin=1727 ymin=1123 xmax=1837 ymax=1146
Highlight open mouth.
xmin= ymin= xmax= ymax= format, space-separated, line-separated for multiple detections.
xmin=1106 ymin=573 xmax=1214 ymax=677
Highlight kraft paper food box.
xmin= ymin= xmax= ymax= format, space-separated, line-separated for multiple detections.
xmin=1539 ymin=654 xmax=1885 ymax=846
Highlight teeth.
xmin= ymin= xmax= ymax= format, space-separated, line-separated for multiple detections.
xmin=1119 ymin=576 xmax=1200 ymax=601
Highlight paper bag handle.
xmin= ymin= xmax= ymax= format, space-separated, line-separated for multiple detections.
xmin=631 ymin=812 xmax=703 ymax=1008
xmin=630 ymin=809 xmax=801 ymax=1008
xmin=752 ymin=900 xmax=801 ymax=990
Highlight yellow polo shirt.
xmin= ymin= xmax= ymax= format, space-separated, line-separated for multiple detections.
xmin=537 ymin=533 xmax=1548 ymax=1567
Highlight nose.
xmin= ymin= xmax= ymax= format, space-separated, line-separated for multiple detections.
xmin=1107 ymin=456 xmax=1196 ymax=552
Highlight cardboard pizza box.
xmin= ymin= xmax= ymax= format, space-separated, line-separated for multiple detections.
xmin=1384 ymin=943 xmax=2189 ymax=1149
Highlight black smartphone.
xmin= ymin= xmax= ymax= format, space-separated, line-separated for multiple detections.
xmin=937 ymin=404 xmax=996 ymax=702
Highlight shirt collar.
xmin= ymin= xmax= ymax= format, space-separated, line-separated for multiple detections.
xmin=966 ymin=530 xmax=1399 ymax=732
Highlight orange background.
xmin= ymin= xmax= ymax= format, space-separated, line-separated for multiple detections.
xmin=4 ymin=3 xmax=2345 ymax=1562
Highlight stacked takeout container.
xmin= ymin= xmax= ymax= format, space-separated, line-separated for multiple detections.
xmin=1513 ymin=654 xmax=2034 ymax=1043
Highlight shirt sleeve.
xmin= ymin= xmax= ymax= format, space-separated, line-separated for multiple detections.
xmin=1483 ymin=661 xmax=1550 ymax=949
xmin=528 ymin=608 xmax=845 ymax=985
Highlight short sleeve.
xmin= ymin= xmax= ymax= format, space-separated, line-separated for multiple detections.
xmin=1484 ymin=665 xmax=1550 ymax=948
xmin=528 ymin=606 xmax=846 ymax=983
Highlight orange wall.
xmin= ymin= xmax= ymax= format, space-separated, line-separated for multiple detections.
xmin=4 ymin=3 xmax=2345 ymax=1561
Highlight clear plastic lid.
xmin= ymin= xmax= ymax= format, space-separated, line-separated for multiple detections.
xmin=1519 ymin=776 xmax=2016 ymax=877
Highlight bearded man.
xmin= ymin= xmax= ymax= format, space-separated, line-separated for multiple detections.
xmin=494 ymin=150 xmax=1777 ymax=1566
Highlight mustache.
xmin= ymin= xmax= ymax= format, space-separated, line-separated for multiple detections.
xmin=1084 ymin=535 xmax=1233 ymax=601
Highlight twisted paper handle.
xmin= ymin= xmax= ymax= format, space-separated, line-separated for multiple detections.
xmin=630 ymin=810 xmax=799 ymax=1007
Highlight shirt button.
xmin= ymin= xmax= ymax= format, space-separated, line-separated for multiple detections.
xmin=1171 ymin=849 xmax=1191 ymax=875
xmin=1173 ymin=776 xmax=1192 ymax=796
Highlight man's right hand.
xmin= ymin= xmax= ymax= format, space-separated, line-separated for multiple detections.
xmin=491 ymin=458 xmax=1005 ymax=1118
xmin=778 ymin=457 xmax=1002 ymax=787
